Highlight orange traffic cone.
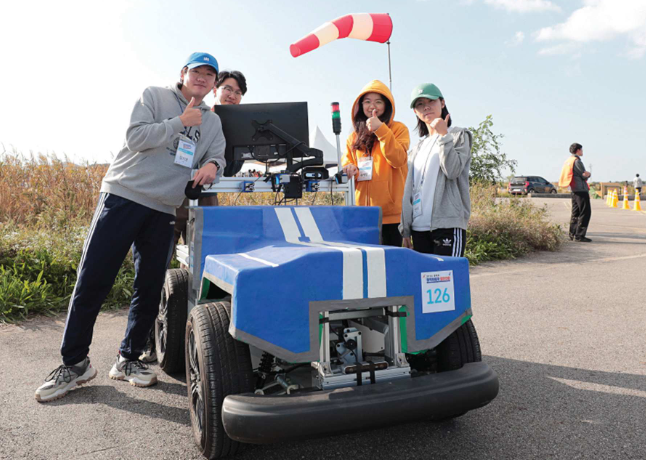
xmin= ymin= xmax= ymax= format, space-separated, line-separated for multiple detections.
xmin=612 ymin=189 xmax=618 ymax=208
xmin=634 ymin=191 xmax=642 ymax=211
xmin=622 ymin=186 xmax=631 ymax=210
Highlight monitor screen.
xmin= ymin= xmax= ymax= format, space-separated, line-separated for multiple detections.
xmin=213 ymin=102 xmax=319 ymax=176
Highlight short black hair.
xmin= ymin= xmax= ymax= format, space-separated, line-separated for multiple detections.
xmin=569 ymin=143 xmax=583 ymax=154
xmin=216 ymin=70 xmax=247 ymax=95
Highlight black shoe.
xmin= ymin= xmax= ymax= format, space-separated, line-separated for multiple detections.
xmin=568 ymin=234 xmax=575 ymax=241
xmin=575 ymin=237 xmax=592 ymax=242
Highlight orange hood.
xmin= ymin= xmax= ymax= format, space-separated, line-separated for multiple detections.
xmin=351 ymin=80 xmax=396 ymax=126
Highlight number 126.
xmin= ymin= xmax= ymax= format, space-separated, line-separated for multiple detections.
xmin=427 ymin=288 xmax=450 ymax=304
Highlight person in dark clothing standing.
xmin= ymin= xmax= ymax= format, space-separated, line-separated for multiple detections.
xmin=560 ymin=143 xmax=592 ymax=242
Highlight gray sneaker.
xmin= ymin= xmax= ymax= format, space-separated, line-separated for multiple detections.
xmin=109 ymin=355 xmax=158 ymax=387
xmin=35 ymin=357 xmax=97 ymax=403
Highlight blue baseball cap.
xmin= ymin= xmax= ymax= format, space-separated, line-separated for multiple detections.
xmin=183 ymin=52 xmax=219 ymax=74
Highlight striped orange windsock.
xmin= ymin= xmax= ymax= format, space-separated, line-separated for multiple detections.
xmin=290 ymin=13 xmax=393 ymax=58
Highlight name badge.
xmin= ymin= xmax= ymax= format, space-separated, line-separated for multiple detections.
xmin=357 ymin=157 xmax=373 ymax=181
xmin=413 ymin=192 xmax=423 ymax=219
xmin=174 ymin=135 xmax=196 ymax=168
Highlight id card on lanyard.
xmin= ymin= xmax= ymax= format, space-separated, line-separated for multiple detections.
xmin=413 ymin=192 xmax=423 ymax=218
xmin=174 ymin=135 xmax=196 ymax=168
xmin=357 ymin=157 xmax=373 ymax=181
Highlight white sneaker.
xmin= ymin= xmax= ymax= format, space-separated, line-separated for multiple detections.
xmin=35 ymin=357 xmax=97 ymax=402
xmin=109 ymin=355 xmax=157 ymax=387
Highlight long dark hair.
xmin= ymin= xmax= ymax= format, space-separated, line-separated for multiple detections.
xmin=416 ymin=98 xmax=451 ymax=137
xmin=352 ymin=94 xmax=393 ymax=154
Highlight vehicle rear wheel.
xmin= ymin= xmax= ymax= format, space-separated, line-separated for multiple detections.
xmin=155 ymin=268 xmax=189 ymax=373
xmin=186 ymin=301 xmax=254 ymax=459
xmin=527 ymin=188 xmax=535 ymax=195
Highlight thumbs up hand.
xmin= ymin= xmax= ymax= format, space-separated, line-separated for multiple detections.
xmin=180 ymin=97 xmax=202 ymax=127
xmin=430 ymin=113 xmax=450 ymax=136
xmin=366 ymin=109 xmax=383 ymax=133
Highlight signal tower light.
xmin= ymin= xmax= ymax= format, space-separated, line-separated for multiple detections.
xmin=331 ymin=102 xmax=341 ymax=135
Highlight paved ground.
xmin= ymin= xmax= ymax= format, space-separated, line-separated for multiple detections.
xmin=1 ymin=198 xmax=645 ymax=459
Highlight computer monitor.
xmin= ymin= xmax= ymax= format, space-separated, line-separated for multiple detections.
xmin=212 ymin=102 xmax=323 ymax=176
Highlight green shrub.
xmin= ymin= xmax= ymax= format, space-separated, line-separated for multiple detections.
xmin=466 ymin=183 xmax=563 ymax=264
xmin=0 ymin=223 xmax=135 ymax=322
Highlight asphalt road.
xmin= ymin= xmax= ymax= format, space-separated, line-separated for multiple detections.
xmin=1 ymin=197 xmax=645 ymax=460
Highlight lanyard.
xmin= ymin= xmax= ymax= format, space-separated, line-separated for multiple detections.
xmin=416 ymin=134 xmax=440 ymax=190
xmin=173 ymin=92 xmax=186 ymax=115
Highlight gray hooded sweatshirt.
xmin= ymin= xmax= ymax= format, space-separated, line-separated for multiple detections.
xmin=101 ymin=83 xmax=226 ymax=215
xmin=399 ymin=128 xmax=472 ymax=237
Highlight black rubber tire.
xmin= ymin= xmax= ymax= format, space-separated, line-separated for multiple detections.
xmin=550 ymin=188 xmax=557 ymax=194
xmin=437 ymin=319 xmax=482 ymax=372
xmin=527 ymin=188 xmax=535 ymax=195
xmin=155 ymin=268 xmax=189 ymax=374
xmin=186 ymin=301 xmax=254 ymax=460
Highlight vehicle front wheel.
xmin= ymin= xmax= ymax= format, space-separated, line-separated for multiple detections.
xmin=155 ymin=268 xmax=189 ymax=374
xmin=550 ymin=188 xmax=558 ymax=194
xmin=186 ymin=301 xmax=254 ymax=459
xmin=437 ymin=319 xmax=482 ymax=371
xmin=429 ymin=319 xmax=482 ymax=421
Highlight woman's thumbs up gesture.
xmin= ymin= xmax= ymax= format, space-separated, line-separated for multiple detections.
xmin=366 ymin=109 xmax=383 ymax=133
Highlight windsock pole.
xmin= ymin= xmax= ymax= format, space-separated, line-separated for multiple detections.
xmin=387 ymin=41 xmax=392 ymax=91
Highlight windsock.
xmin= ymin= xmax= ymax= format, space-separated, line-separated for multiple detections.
xmin=290 ymin=13 xmax=393 ymax=58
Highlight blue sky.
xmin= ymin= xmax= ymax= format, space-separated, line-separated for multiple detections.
xmin=1 ymin=0 xmax=644 ymax=182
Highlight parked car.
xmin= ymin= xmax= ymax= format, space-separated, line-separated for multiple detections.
xmin=508 ymin=176 xmax=557 ymax=195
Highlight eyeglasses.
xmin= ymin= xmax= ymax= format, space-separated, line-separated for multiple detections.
xmin=221 ymin=85 xmax=243 ymax=97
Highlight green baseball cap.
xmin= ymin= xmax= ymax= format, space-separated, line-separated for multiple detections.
xmin=410 ymin=83 xmax=443 ymax=108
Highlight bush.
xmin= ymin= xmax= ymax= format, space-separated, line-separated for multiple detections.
xmin=466 ymin=183 xmax=563 ymax=264
xmin=0 ymin=223 xmax=135 ymax=322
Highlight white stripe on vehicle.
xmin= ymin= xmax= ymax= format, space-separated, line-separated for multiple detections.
xmin=240 ymin=253 xmax=279 ymax=267
xmin=274 ymin=208 xmax=363 ymax=299
xmin=294 ymin=208 xmax=387 ymax=298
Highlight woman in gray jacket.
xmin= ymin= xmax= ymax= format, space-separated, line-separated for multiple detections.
xmin=400 ymin=83 xmax=472 ymax=257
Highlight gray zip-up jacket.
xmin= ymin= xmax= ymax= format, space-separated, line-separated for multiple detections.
xmin=399 ymin=127 xmax=472 ymax=237
xmin=101 ymin=83 xmax=226 ymax=215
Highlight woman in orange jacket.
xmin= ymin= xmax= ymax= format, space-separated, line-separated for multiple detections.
xmin=342 ymin=80 xmax=410 ymax=247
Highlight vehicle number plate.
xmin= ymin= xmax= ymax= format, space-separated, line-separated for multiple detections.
xmin=421 ymin=270 xmax=456 ymax=313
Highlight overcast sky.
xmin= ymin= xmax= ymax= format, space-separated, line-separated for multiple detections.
xmin=1 ymin=0 xmax=644 ymax=181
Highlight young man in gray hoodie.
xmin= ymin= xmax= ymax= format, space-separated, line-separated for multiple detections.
xmin=35 ymin=52 xmax=226 ymax=402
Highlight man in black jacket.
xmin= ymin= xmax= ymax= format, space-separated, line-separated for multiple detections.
xmin=568 ymin=143 xmax=592 ymax=242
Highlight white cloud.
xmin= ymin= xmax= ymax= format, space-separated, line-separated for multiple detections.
xmin=514 ymin=32 xmax=525 ymax=45
xmin=538 ymin=42 xmax=582 ymax=56
xmin=484 ymin=0 xmax=561 ymax=13
xmin=536 ymin=0 xmax=646 ymax=58
xmin=507 ymin=31 xmax=526 ymax=45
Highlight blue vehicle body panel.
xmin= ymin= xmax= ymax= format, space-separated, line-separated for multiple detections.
xmin=198 ymin=206 xmax=471 ymax=362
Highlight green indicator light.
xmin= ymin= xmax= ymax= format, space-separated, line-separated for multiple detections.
xmin=332 ymin=112 xmax=340 ymax=119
